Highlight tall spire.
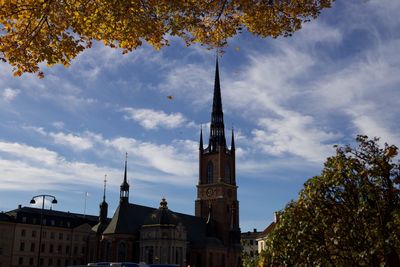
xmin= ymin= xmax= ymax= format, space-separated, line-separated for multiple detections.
xmin=231 ymin=127 xmax=235 ymax=151
xmin=120 ymin=152 xmax=129 ymax=204
xmin=124 ymin=152 xmax=128 ymax=183
xmin=103 ymin=174 xmax=107 ymax=202
xmin=209 ymin=57 xmax=226 ymax=151
xmin=199 ymin=125 xmax=204 ymax=151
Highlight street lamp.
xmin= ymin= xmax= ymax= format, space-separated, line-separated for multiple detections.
xmin=30 ymin=195 xmax=57 ymax=267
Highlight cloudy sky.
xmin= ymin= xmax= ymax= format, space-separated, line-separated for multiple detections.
xmin=1 ymin=0 xmax=399 ymax=232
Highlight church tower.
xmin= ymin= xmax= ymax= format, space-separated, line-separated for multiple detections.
xmin=195 ymin=59 xmax=241 ymax=263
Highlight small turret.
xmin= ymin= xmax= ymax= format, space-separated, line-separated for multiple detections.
xmin=120 ymin=153 xmax=129 ymax=205
xmin=99 ymin=175 xmax=108 ymax=224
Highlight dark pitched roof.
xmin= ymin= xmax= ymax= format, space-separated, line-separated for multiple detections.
xmin=241 ymin=230 xmax=262 ymax=239
xmin=6 ymin=206 xmax=98 ymax=228
xmin=102 ymin=202 xmax=212 ymax=246
xmin=103 ymin=203 xmax=154 ymax=235
xmin=257 ymin=222 xmax=276 ymax=239
xmin=92 ymin=221 xmax=109 ymax=234
xmin=0 ymin=212 xmax=14 ymax=222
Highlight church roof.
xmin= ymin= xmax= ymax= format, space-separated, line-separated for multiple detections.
xmin=92 ymin=221 xmax=109 ymax=234
xmin=143 ymin=198 xmax=181 ymax=226
xmin=103 ymin=203 xmax=153 ymax=235
xmin=102 ymin=201 xmax=212 ymax=244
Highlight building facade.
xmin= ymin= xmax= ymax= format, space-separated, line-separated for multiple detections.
xmin=0 ymin=213 xmax=15 ymax=267
xmin=241 ymin=229 xmax=262 ymax=259
xmin=0 ymin=206 xmax=99 ymax=267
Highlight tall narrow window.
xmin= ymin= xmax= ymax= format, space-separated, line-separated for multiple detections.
xmin=207 ymin=161 xmax=213 ymax=184
xmin=106 ymin=242 xmax=111 ymax=261
xmin=118 ymin=242 xmax=126 ymax=261
xmin=225 ymin=164 xmax=231 ymax=183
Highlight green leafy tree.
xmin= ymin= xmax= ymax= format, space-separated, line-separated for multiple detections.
xmin=260 ymin=135 xmax=400 ymax=267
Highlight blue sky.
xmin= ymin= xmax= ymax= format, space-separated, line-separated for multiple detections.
xmin=0 ymin=0 xmax=399 ymax=232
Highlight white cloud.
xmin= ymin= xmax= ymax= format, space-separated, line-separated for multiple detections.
xmin=70 ymin=43 xmax=167 ymax=80
xmin=108 ymin=137 xmax=197 ymax=178
xmin=217 ymin=48 xmax=341 ymax=162
xmin=49 ymin=132 xmax=93 ymax=150
xmin=310 ymin=39 xmax=400 ymax=146
xmin=157 ymin=63 xmax=213 ymax=107
xmin=21 ymin=125 xmax=47 ymax=136
xmin=2 ymin=88 xmax=20 ymax=102
xmin=0 ymin=136 xmax=196 ymax=192
xmin=347 ymin=107 xmax=399 ymax=146
xmin=52 ymin=121 xmax=65 ymax=130
xmin=122 ymin=108 xmax=187 ymax=130
xmin=0 ymin=141 xmax=59 ymax=166
xmin=252 ymin=113 xmax=340 ymax=162
xmin=0 ymin=157 xmax=117 ymax=191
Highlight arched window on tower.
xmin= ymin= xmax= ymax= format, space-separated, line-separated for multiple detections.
xmin=118 ymin=242 xmax=126 ymax=261
xmin=225 ymin=164 xmax=231 ymax=183
xmin=207 ymin=161 xmax=213 ymax=184
xmin=106 ymin=241 xmax=111 ymax=261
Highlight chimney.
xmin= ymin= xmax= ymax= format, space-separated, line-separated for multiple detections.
xmin=274 ymin=212 xmax=279 ymax=223
xmin=253 ymin=228 xmax=257 ymax=233
xmin=18 ymin=204 xmax=22 ymax=209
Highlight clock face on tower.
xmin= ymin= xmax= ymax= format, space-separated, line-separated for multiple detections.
xmin=206 ymin=188 xmax=214 ymax=197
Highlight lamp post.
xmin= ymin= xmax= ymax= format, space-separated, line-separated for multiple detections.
xmin=30 ymin=194 xmax=57 ymax=267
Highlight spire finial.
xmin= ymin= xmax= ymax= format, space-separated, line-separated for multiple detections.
xmin=124 ymin=152 xmax=128 ymax=183
xmin=231 ymin=126 xmax=235 ymax=151
xmin=160 ymin=197 xmax=168 ymax=209
xmin=199 ymin=125 xmax=204 ymax=151
xmin=103 ymin=174 xmax=107 ymax=202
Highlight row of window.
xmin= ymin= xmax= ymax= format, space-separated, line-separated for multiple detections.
xmin=18 ymin=257 xmax=84 ymax=267
xmin=19 ymin=241 xmax=85 ymax=255
xmin=21 ymin=217 xmax=72 ymax=228
xmin=20 ymin=229 xmax=85 ymax=241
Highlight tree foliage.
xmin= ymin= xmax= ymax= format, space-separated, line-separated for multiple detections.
xmin=260 ymin=136 xmax=400 ymax=267
xmin=0 ymin=0 xmax=334 ymax=77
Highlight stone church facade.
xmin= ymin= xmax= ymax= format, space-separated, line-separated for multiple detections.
xmin=91 ymin=60 xmax=242 ymax=267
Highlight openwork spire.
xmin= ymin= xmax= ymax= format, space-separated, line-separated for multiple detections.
xmin=208 ymin=58 xmax=226 ymax=151
xmin=99 ymin=174 xmax=108 ymax=224
xmin=120 ymin=152 xmax=129 ymax=204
